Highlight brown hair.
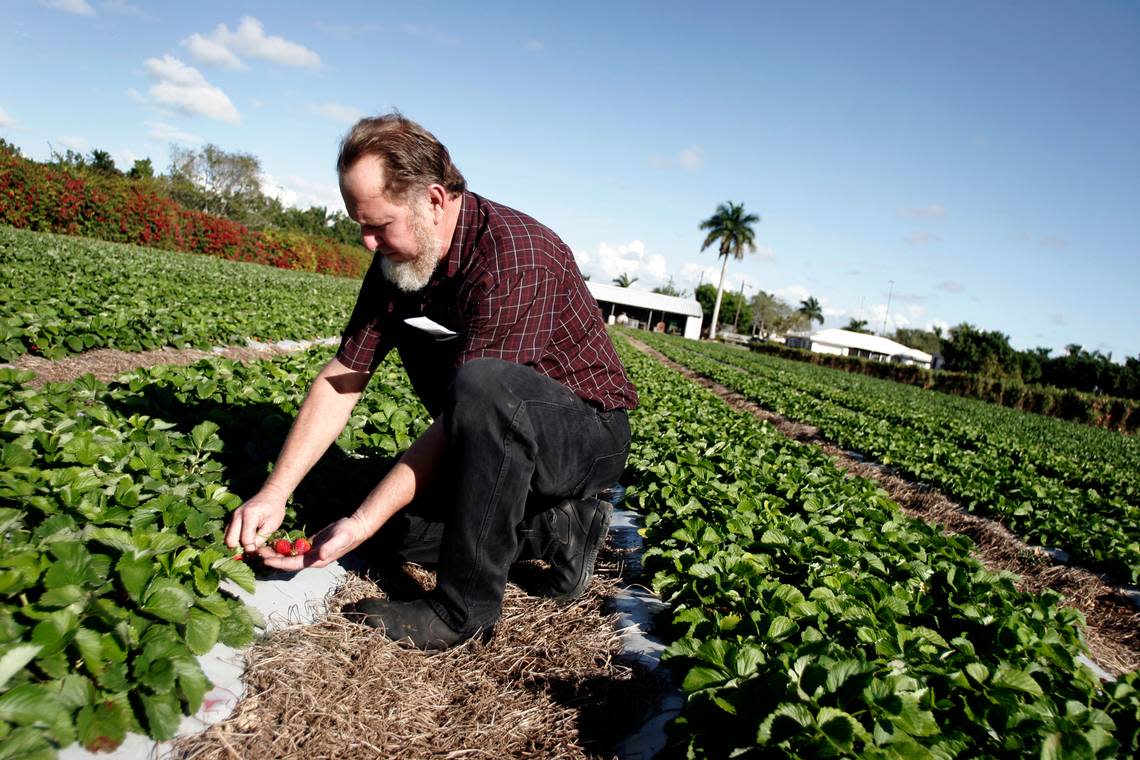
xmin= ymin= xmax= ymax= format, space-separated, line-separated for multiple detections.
xmin=337 ymin=113 xmax=466 ymax=200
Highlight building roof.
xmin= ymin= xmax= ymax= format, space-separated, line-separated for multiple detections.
xmin=586 ymin=282 xmax=704 ymax=318
xmin=810 ymin=328 xmax=933 ymax=363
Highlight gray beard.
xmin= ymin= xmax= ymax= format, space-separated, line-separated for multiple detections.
xmin=380 ymin=254 xmax=439 ymax=292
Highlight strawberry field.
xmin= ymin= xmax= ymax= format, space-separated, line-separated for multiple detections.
xmin=3 ymin=229 xmax=1139 ymax=757
xmin=630 ymin=329 xmax=1140 ymax=587
xmin=0 ymin=226 xmax=359 ymax=362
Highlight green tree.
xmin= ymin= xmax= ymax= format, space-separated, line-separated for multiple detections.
xmin=892 ymin=327 xmax=942 ymax=354
xmin=749 ymin=291 xmax=799 ymax=339
xmin=612 ymin=272 xmax=638 ymax=288
xmin=88 ymin=149 xmax=120 ymax=176
xmin=652 ymin=276 xmax=688 ymax=298
xmin=695 ymin=283 xmax=746 ymax=334
xmin=798 ymin=297 xmax=823 ymax=330
xmin=127 ymin=158 xmax=155 ymax=180
xmin=167 ymin=143 xmax=264 ymax=221
xmin=699 ymin=201 xmax=760 ymax=340
xmin=844 ymin=319 xmax=871 ymax=334
xmin=941 ymin=323 xmax=1019 ymax=377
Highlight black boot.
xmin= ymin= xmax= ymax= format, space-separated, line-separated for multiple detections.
xmin=341 ymin=598 xmax=488 ymax=651
xmin=526 ymin=497 xmax=612 ymax=600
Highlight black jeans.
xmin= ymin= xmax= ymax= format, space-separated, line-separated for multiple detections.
xmin=372 ymin=358 xmax=631 ymax=635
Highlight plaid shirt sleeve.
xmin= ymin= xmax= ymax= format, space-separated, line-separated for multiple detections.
xmin=336 ymin=264 xmax=392 ymax=372
xmin=458 ymin=267 xmax=559 ymax=364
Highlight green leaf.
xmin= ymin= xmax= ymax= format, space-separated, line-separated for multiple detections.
xmin=816 ymin=707 xmax=858 ymax=752
xmin=766 ymin=615 xmax=796 ymax=641
xmin=185 ymin=608 xmax=221 ymax=655
xmin=0 ymin=684 xmax=67 ymax=725
xmin=87 ymin=526 xmax=135 ymax=553
xmin=683 ymin=666 xmax=727 ymax=692
xmin=213 ymin=556 xmax=255 ymax=594
xmin=0 ymin=644 xmax=42 ymax=689
xmin=992 ymin=667 xmax=1044 ymax=698
xmin=965 ymin=662 xmax=989 ymax=684
xmin=30 ymin=610 xmax=78 ymax=657
xmin=139 ymin=690 xmax=182 ymax=740
xmin=117 ymin=552 xmax=155 ymax=600
xmin=38 ymin=584 xmax=85 ymax=609
xmin=77 ymin=700 xmax=129 ymax=753
xmin=893 ymin=694 xmax=939 ymax=737
xmin=143 ymin=579 xmax=194 ymax=623
xmin=173 ymin=658 xmax=211 ymax=714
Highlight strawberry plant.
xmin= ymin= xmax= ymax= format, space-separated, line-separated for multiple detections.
xmin=0 ymin=347 xmax=430 ymax=755
xmin=634 ymin=329 xmax=1140 ymax=585
xmin=615 ymin=336 xmax=1139 ymax=758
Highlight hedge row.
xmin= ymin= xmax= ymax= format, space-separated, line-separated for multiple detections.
xmin=0 ymin=147 xmax=370 ymax=278
xmin=748 ymin=341 xmax=1138 ymax=433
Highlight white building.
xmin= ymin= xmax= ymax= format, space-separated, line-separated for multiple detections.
xmin=793 ymin=328 xmax=933 ymax=369
xmin=586 ymin=282 xmax=704 ymax=340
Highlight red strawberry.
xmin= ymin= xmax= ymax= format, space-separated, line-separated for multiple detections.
xmin=274 ymin=539 xmax=293 ymax=556
xmin=293 ymin=537 xmax=312 ymax=555
xmin=232 ymin=553 xmax=244 ymax=562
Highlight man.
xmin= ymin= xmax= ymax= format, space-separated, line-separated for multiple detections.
xmin=224 ymin=114 xmax=637 ymax=650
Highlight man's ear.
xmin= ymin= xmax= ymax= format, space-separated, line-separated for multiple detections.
xmin=427 ymin=184 xmax=447 ymax=223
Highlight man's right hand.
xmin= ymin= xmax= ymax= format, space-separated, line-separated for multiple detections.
xmin=225 ymin=485 xmax=289 ymax=553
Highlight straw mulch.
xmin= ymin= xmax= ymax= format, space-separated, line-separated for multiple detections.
xmin=167 ymin=556 xmax=658 ymax=760
xmin=629 ymin=337 xmax=1140 ymax=677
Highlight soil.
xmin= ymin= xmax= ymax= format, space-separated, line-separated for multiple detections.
xmin=9 ymin=344 xmax=295 ymax=387
xmin=625 ymin=336 xmax=1140 ymax=677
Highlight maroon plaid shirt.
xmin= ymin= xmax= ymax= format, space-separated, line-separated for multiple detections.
xmin=337 ymin=191 xmax=638 ymax=414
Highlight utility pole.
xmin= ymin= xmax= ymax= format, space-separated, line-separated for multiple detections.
xmin=882 ymin=280 xmax=895 ymax=336
xmin=733 ymin=280 xmax=748 ymax=332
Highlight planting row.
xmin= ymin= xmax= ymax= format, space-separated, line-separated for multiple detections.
xmin=616 ymin=336 xmax=1139 ymax=758
xmin=633 ymin=330 xmax=1140 ymax=586
xmin=0 ymin=348 xmax=430 ymax=756
xmin=0 ymin=226 xmax=362 ymax=362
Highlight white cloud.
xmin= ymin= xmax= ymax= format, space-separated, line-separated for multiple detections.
xmin=183 ymin=33 xmax=245 ymax=69
xmin=185 ymin=16 xmax=321 ymax=69
xmin=400 ymin=24 xmax=459 ymax=45
xmin=43 ymin=0 xmax=94 ymax=16
xmin=897 ymin=204 xmax=947 ymax=219
xmin=904 ymin=232 xmax=941 ymax=246
xmin=0 ymin=107 xmax=14 ymax=128
xmin=678 ymin=146 xmax=705 ymax=170
xmin=774 ymin=284 xmax=811 ymax=305
xmin=102 ymin=0 xmax=152 ymax=19
xmin=146 ymin=120 xmax=204 ymax=145
xmin=309 ymin=102 xmax=362 ymax=125
xmin=113 ymin=148 xmax=140 ymax=169
xmin=575 ymin=240 xmax=668 ymax=288
xmin=651 ymin=145 xmax=706 ymax=171
xmin=524 ymin=39 xmax=543 ymax=51
xmin=58 ymin=135 xmax=90 ymax=152
xmin=144 ymin=55 xmax=240 ymax=123
xmin=262 ymin=173 xmax=345 ymax=212
xmin=316 ymin=21 xmax=384 ymax=39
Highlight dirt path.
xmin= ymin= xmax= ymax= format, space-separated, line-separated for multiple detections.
xmin=626 ymin=336 xmax=1140 ymax=677
xmin=7 ymin=343 xmax=308 ymax=386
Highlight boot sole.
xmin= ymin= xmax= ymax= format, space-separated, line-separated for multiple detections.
xmin=555 ymin=499 xmax=612 ymax=601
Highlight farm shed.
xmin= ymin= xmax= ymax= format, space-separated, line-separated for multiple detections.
xmin=803 ymin=328 xmax=934 ymax=368
xmin=586 ymin=282 xmax=704 ymax=340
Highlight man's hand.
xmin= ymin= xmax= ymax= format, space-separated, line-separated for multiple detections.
xmin=225 ymin=486 xmax=289 ymax=553
xmin=253 ymin=514 xmax=373 ymax=572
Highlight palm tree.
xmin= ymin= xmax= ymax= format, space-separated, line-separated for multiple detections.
xmin=798 ymin=297 xmax=823 ymax=331
xmin=612 ymin=272 xmax=638 ymax=288
xmin=699 ymin=201 xmax=760 ymax=340
xmin=844 ymin=318 xmax=869 ymax=333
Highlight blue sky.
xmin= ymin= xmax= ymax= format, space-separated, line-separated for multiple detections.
xmin=3 ymin=1 xmax=1138 ymax=359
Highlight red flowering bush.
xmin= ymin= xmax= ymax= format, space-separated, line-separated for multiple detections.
xmin=0 ymin=145 xmax=369 ymax=278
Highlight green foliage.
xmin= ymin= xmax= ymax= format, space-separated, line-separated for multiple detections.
xmin=0 ymin=347 xmax=431 ymax=754
xmin=614 ymin=333 xmax=1139 ymax=757
xmin=634 ymin=330 xmax=1140 ymax=584
xmin=0 ymin=227 xmax=361 ymax=362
